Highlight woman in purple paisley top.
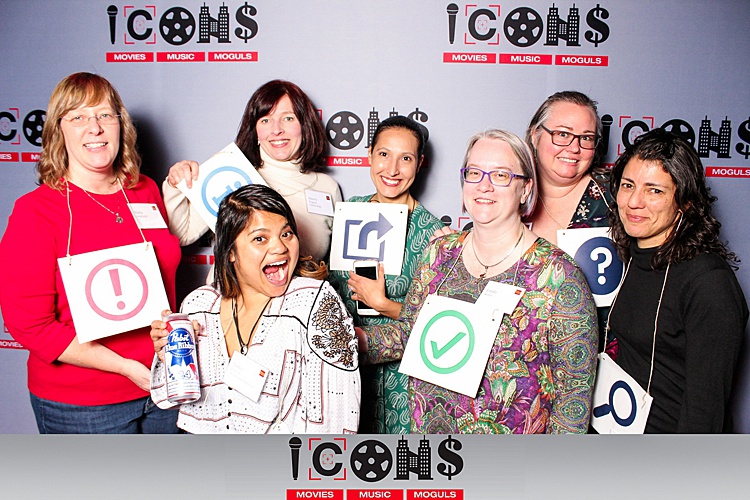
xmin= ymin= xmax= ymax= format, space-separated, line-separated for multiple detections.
xmin=357 ymin=130 xmax=598 ymax=433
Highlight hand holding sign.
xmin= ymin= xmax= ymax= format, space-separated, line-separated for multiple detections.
xmin=176 ymin=142 xmax=267 ymax=232
xmin=329 ymin=202 xmax=408 ymax=275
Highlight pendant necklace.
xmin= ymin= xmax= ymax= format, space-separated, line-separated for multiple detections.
xmin=471 ymin=227 xmax=524 ymax=279
xmin=78 ymin=180 xmax=124 ymax=223
xmin=232 ymin=297 xmax=272 ymax=355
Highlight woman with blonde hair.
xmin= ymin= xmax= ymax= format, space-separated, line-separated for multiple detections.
xmin=0 ymin=72 xmax=181 ymax=433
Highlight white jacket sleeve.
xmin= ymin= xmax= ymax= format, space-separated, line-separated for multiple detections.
xmin=162 ymin=178 xmax=210 ymax=246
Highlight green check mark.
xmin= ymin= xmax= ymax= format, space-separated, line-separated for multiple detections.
xmin=430 ymin=332 xmax=467 ymax=359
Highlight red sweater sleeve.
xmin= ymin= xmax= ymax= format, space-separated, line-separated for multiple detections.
xmin=0 ymin=189 xmax=76 ymax=363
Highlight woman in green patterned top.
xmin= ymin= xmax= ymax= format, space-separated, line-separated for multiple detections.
xmin=329 ymin=116 xmax=444 ymax=433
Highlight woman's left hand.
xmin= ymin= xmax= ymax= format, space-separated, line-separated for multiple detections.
xmin=348 ymin=262 xmax=387 ymax=313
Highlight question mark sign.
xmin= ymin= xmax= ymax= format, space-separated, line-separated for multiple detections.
xmin=590 ymin=247 xmax=612 ymax=285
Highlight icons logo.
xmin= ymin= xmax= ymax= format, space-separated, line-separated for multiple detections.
xmin=446 ymin=2 xmax=610 ymax=48
xmin=290 ymin=436 xmax=464 ymax=483
xmin=107 ymin=2 xmax=258 ymax=46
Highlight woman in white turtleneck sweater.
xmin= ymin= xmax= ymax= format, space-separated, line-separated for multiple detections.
xmin=163 ymin=80 xmax=341 ymax=266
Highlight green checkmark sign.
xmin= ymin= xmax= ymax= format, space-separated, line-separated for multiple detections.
xmin=431 ymin=332 xmax=466 ymax=359
xmin=420 ymin=310 xmax=475 ymax=374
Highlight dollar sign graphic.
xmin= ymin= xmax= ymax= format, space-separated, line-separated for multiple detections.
xmin=436 ymin=435 xmax=464 ymax=480
xmin=408 ymin=108 xmax=430 ymax=141
xmin=235 ymin=2 xmax=258 ymax=43
xmin=735 ymin=118 xmax=750 ymax=159
xmin=585 ymin=4 xmax=610 ymax=47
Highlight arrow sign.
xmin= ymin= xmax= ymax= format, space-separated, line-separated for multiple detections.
xmin=357 ymin=213 xmax=393 ymax=249
xmin=329 ymin=202 xmax=408 ymax=275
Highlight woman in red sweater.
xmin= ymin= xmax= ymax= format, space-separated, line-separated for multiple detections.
xmin=0 ymin=73 xmax=181 ymax=433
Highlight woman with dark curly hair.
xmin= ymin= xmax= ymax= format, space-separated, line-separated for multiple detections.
xmin=606 ymin=128 xmax=747 ymax=433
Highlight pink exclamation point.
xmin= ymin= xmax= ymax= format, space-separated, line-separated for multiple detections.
xmin=109 ymin=268 xmax=126 ymax=310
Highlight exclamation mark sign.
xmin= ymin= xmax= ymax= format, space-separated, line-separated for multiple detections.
xmin=109 ymin=268 xmax=126 ymax=310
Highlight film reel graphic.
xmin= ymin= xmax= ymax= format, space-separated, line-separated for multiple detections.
xmin=159 ymin=7 xmax=195 ymax=45
xmin=504 ymin=7 xmax=543 ymax=47
xmin=661 ymin=119 xmax=695 ymax=145
xmin=326 ymin=111 xmax=363 ymax=150
xmin=23 ymin=110 xmax=45 ymax=147
xmin=349 ymin=440 xmax=392 ymax=482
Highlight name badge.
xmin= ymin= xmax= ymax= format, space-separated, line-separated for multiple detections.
xmin=128 ymin=203 xmax=168 ymax=229
xmin=305 ymin=189 xmax=335 ymax=217
xmin=475 ymin=281 xmax=525 ymax=317
xmin=223 ymin=351 xmax=270 ymax=402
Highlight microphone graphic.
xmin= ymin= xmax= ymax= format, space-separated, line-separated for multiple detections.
xmin=289 ymin=437 xmax=302 ymax=480
xmin=107 ymin=5 xmax=118 ymax=45
xmin=447 ymin=3 xmax=459 ymax=44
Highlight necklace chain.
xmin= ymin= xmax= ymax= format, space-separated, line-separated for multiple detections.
xmin=538 ymin=174 xmax=596 ymax=230
xmin=539 ymin=196 xmax=567 ymax=230
xmin=232 ymin=297 xmax=272 ymax=355
xmin=78 ymin=183 xmax=123 ymax=223
xmin=369 ymin=194 xmax=417 ymax=213
xmin=470 ymin=227 xmax=524 ymax=279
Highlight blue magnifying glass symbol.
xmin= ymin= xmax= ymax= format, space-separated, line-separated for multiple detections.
xmin=593 ymin=380 xmax=637 ymax=427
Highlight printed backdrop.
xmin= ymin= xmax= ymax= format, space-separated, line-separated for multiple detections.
xmin=1 ymin=1 xmax=748 ymax=433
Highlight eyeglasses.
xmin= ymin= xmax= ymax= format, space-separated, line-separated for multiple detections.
xmin=461 ymin=167 xmax=529 ymax=187
xmin=540 ymin=124 xmax=598 ymax=150
xmin=61 ymin=112 xmax=120 ymax=127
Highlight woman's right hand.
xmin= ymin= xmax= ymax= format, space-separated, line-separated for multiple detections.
xmin=166 ymin=160 xmax=200 ymax=189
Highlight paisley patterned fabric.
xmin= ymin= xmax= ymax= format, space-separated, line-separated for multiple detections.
xmin=330 ymin=195 xmax=444 ymax=433
xmin=363 ymin=233 xmax=598 ymax=434
xmin=527 ymin=172 xmax=614 ymax=345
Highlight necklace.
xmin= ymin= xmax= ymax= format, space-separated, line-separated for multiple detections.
xmin=470 ymin=227 xmax=524 ymax=279
xmin=79 ymin=183 xmax=123 ymax=223
xmin=232 ymin=297 xmax=272 ymax=355
xmin=369 ymin=194 xmax=417 ymax=213
xmin=539 ymin=196 xmax=566 ymax=230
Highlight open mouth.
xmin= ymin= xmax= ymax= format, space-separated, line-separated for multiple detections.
xmin=263 ymin=259 xmax=290 ymax=286
xmin=84 ymin=142 xmax=107 ymax=150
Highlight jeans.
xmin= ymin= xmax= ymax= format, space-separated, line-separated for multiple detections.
xmin=30 ymin=393 xmax=180 ymax=434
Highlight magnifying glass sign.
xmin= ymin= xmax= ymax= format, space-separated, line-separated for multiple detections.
xmin=593 ymin=380 xmax=638 ymax=427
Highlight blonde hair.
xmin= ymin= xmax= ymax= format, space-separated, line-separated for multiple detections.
xmin=37 ymin=72 xmax=140 ymax=190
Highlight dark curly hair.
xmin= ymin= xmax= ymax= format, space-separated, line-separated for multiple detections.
xmin=608 ymin=128 xmax=738 ymax=270
xmin=235 ymin=80 xmax=328 ymax=174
